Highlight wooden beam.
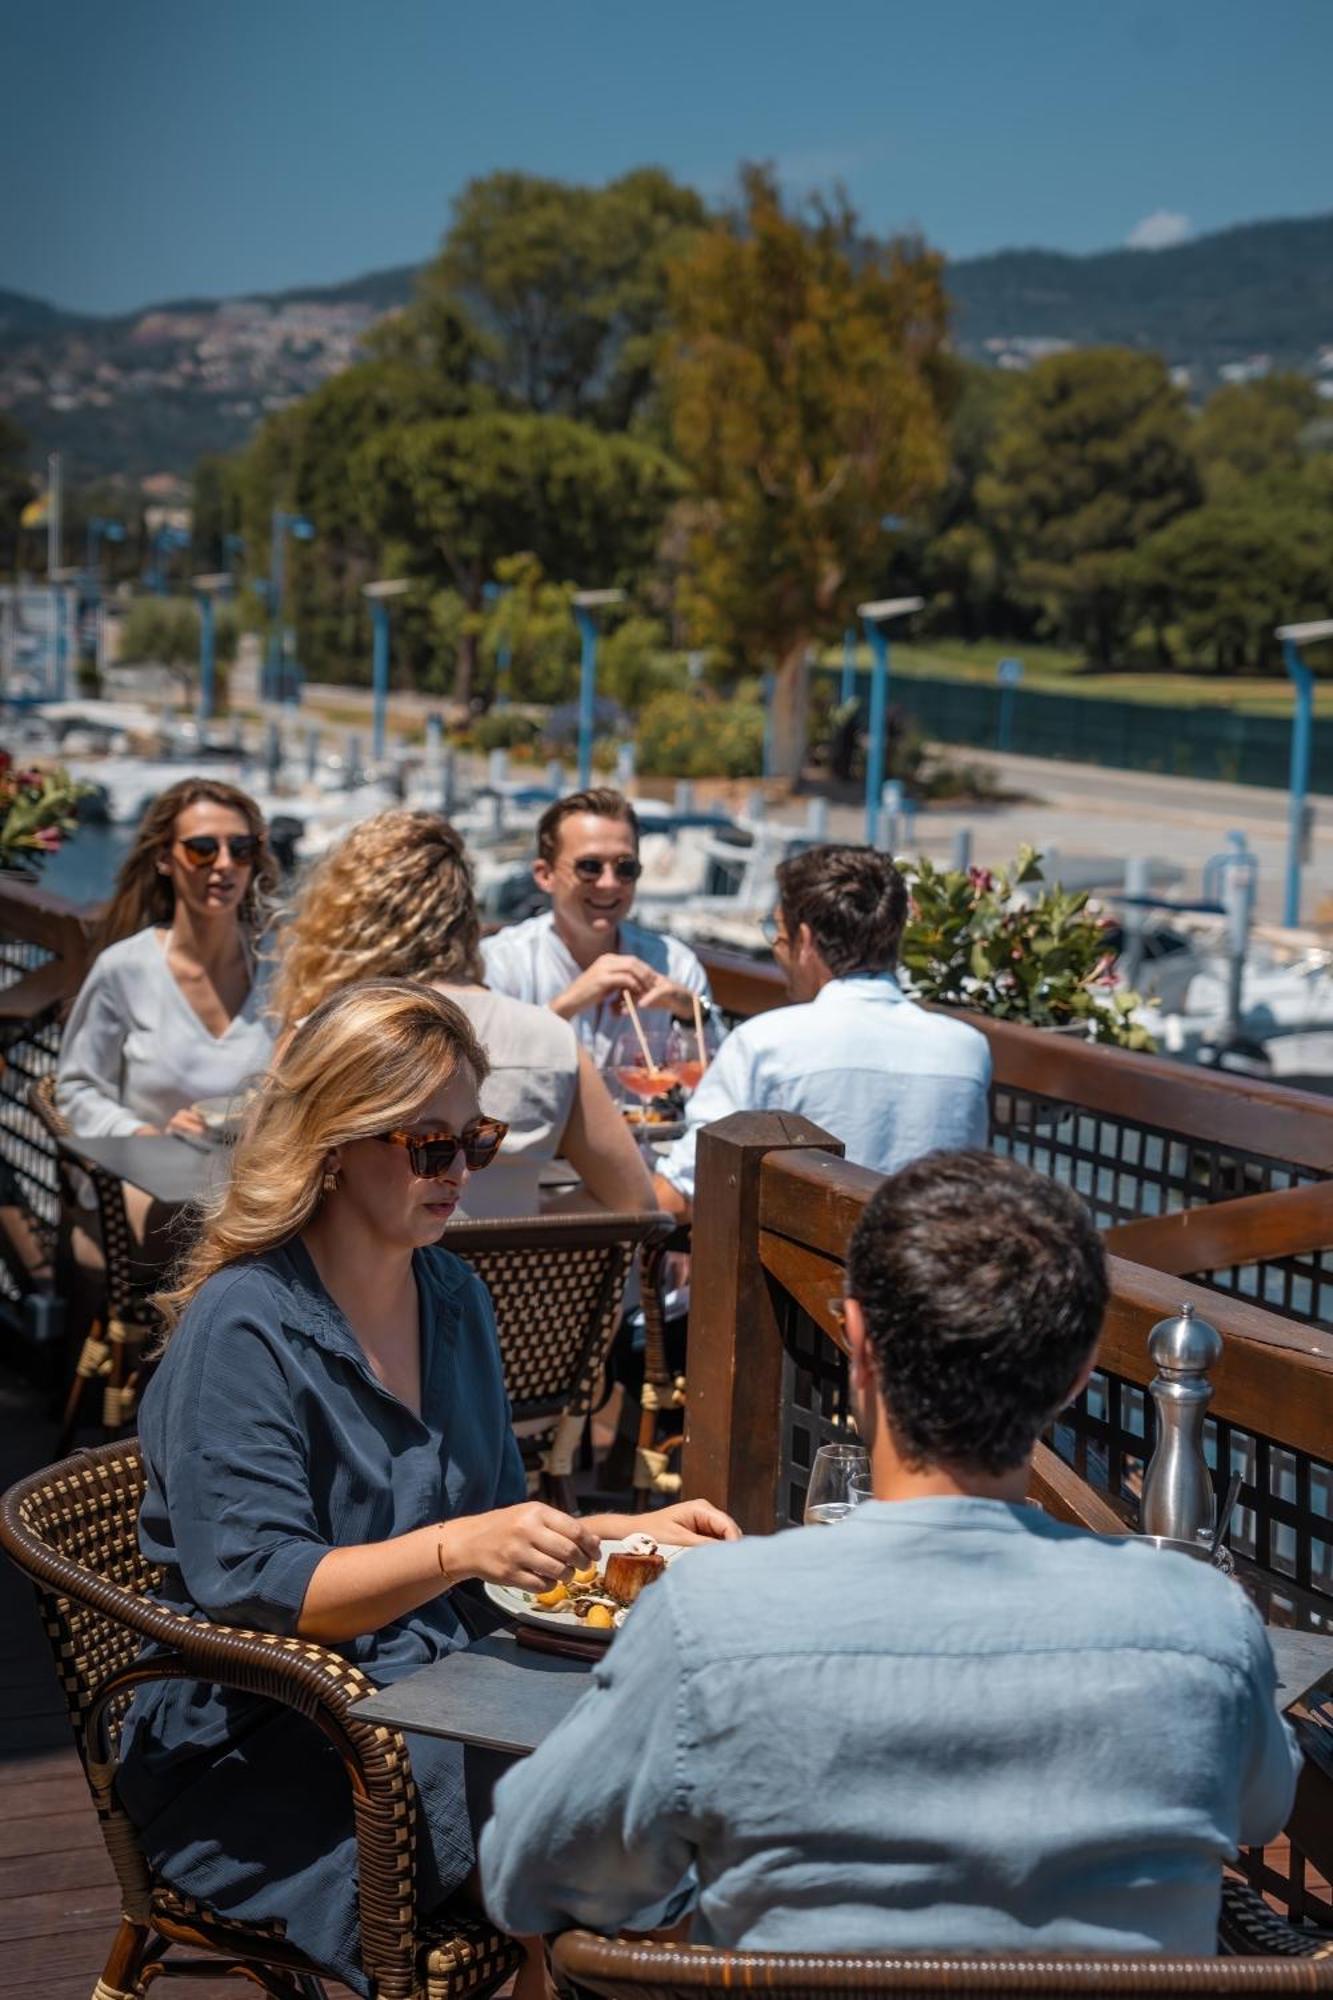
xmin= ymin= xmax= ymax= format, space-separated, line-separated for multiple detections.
xmin=1106 ymin=1181 xmax=1333 ymax=1276
xmin=684 ymin=1112 xmax=843 ymax=1532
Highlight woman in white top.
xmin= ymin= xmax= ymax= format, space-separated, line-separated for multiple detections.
xmin=271 ymin=810 xmax=652 ymax=1219
xmin=57 ymin=777 xmax=278 ymax=1139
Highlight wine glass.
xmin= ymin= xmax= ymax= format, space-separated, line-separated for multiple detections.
xmin=803 ymin=1443 xmax=871 ymax=1527
xmin=665 ymin=1013 xmax=722 ymax=1097
xmin=605 ymin=1019 xmax=678 ymax=1109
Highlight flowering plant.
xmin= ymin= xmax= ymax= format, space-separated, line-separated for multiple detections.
xmin=0 ymin=753 xmax=89 ymax=879
xmin=899 ymin=845 xmax=1154 ymax=1050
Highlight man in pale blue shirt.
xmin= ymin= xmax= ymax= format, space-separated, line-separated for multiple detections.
xmin=654 ymin=846 xmax=990 ymax=1217
xmin=481 ymin=788 xmax=711 ymax=1066
xmin=481 ymin=1151 xmax=1299 ymax=1954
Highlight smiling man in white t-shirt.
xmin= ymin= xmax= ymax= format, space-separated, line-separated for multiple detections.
xmin=481 ymin=787 xmax=711 ymax=1065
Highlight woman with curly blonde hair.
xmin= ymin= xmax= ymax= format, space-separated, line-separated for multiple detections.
xmin=272 ymin=809 xmax=653 ymax=1217
xmin=116 ymin=979 xmax=736 ymax=1995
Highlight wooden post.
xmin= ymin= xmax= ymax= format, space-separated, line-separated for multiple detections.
xmin=683 ymin=1111 xmax=842 ymax=1532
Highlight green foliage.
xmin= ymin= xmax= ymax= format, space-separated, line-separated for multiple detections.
xmin=425 ymin=168 xmax=707 ymax=430
xmin=635 ymin=687 xmax=764 ymax=778
xmin=977 ymin=349 xmax=1200 ymax=664
xmin=121 ymin=597 xmax=237 ymax=672
xmin=464 ymin=709 xmax=544 ymax=754
xmin=663 ymin=164 xmax=952 ymax=774
xmin=1193 ymin=374 xmax=1323 ymax=498
xmin=899 ymin=847 xmax=1153 ymax=1049
xmin=1130 ymin=489 xmax=1333 ymax=673
xmin=0 ymin=754 xmax=90 ymax=877
xmin=477 ymin=553 xmax=578 ymax=706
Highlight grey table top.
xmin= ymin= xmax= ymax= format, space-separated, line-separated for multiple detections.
xmin=350 ymin=1633 xmax=591 ymax=1757
xmin=350 ymin=1619 xmax=1333 ymax=1761
xmin=58 ymin=1130 xmax=225 ymax=1206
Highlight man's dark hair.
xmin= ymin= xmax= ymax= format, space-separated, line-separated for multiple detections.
xmin=847 ymin=1151 xmax=1108 ymax=1475
xmin=776 ymin=845 xmax=908 ymax=976
xmin=536 ymin=788 xmax=640 ymax=866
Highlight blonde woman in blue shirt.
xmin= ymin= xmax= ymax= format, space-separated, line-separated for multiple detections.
xmin=117 ymin=979 xmax=736 ymax=1995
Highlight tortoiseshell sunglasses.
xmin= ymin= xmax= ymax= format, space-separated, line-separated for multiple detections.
xmin=374 ymin=1117 xmax=508 ymax=1177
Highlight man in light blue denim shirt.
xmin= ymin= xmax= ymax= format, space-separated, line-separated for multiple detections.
xmin=652 ymin=848 xmax=990 ymax=1219
xmin=481 ymin=1152 xmax=1299 ymax=1955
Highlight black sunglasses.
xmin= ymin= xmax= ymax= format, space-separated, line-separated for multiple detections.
xmin=177 ymin=834 xmax=261 ymax=869
xmin=375 ymin=1117 xmax=509 ymax=1176
xmin=571 ymin=856 xmax=642 ymax=884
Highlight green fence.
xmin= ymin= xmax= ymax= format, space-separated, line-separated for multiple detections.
xmin=889 ymin=675 xmax=1327 ymax=791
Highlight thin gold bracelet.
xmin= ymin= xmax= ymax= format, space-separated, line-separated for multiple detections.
xmin=436 ymin=1534 xmax=457 ymax=1590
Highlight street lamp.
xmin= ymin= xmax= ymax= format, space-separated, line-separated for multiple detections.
xmin=147 ymin=524 xmax=190 ymax=596
xmin=363 ymin=579 xmax=410 ymax=763
xmin=1275 ymin=618 xmax=1332 ymax=927
xmin=85 ymin=516 xmax=126 ymax=577
xmin=192 ymin=573 xmax=233 ymax=724
xmin=857 ymin=597 xmax=924 ymax=846
xmin=571 ymin=588 xmax=625 ymax=789
xmin=482 ymin=579 xmax=514 ymax=710
xmin=265 ymin=509 xmax=315 ymax=704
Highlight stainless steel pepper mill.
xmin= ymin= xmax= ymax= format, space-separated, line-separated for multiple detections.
xmin=1140 ymin=1300 xmax=1223 ymax=1542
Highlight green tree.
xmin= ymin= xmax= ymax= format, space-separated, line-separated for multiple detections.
xmin=1194 ymin=374 xmax=1323 ymax=498
xmin=1130 ymin=491 xmax=1333 ymax=673
xmin=190 ymin=454 xmax=245 ymax=570
xmin=355 ymin=412 xmax=684 ymax=704
xmin=663 ymin=165 xmax=952 ymax=777
xmin=977 ymin=348 xmax=1200 ymax=664
xmin=120 ymin=595 xmax=238 ymax=703
xmin=233 ymin=326 xmax=479 ymax=687
xmin=911 ymin=365 xmax=1022 ymax=640
xmin=423 ymin=168 xmax=707 ymax=430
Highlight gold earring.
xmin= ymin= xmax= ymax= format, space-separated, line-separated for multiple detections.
xmin=322 ymin=1167 xmax=341 ymax=1193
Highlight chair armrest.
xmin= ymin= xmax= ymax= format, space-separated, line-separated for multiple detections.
xmin=1219 ymin=1878 xmax=1333 ymax=1958
xmin=86 ymin=1612 xmax=420 ymax=1997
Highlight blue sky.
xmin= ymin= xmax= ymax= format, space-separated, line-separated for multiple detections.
xmin=4 ymin=0 xmax=1330 ymax=315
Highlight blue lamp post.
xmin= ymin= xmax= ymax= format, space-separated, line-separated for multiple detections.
xmin=482 ymin=580 xmax=514 ymax=709
xmin=85 ymin=516 xmax=126 ymax=578
xmin=857 ymin=597 xmax=924 ymax=846
xmin=571 ymin=588 xmax=625 ymax=789
xmin=1276 ymin=619 xmax=1331 ymax=927
xmin=265 ymin=510 xmax=316 ymax=704
xmin=363 ymin=579 xmax=410 ymax=763
xmin=840 ymin=627 xmax=858 ymax=706
xmin=192 ymin=572 xmax=233 ymax=724
xmin=147 ymin=523 xmax=190 ymax=595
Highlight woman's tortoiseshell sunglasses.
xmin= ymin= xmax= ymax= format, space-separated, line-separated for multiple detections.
xmin=374 ymin=1117 xmax=509 ymax=1177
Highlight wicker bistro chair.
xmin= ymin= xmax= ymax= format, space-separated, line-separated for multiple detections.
xmin=552 ymin=1910 xmax=1333 ymax=2000
xmin=29 ymin=1075 xmax=161 ymax=1449
xmin=0 ymin=1440 xmax=522 ymax=2000
xmin=443 ymin=1209 xmax=674 ymax=1512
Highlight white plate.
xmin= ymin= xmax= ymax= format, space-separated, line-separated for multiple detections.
xmin=484 ymin=1537 xmax=686 ymax=1641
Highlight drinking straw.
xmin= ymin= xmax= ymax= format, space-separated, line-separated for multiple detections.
xmin=691 ymin=992 xmax=708 ymax=1072
xmin=621 ymin=989 xmax=659 ymax=1076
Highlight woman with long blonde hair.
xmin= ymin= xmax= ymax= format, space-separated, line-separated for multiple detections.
xmin=273 ymin=808 xmax=653 ymax=1217
xmin=117 ymin=980 xmax=735 ymax=1995
xmin=58 ymin=775 xmax=277 ymax=1140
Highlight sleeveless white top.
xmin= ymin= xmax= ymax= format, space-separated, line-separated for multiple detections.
xmin=437 ymin=983 xmax=579 ymax=1220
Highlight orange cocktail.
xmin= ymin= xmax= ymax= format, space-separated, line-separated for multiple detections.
xmin=615 ymin=1064 xmax=678 ymax=1102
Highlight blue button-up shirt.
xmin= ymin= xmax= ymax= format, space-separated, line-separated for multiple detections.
xmin=481 ymin=1499 xmax=1300 ymax=1955
xmin=660 ymin=974 xmax=992 ymax=1199
xmin=117 ymin=1239 xmax=526 ymax=1991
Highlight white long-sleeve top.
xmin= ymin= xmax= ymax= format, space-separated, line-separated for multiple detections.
xmin=56 ymin=926 xmax=276 ymax=1139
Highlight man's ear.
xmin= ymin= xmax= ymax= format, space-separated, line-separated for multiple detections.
xmin=1061 ymin=1346 xmax=1099 ymax=1411
xmin=532 ymin=858 xmax=554 ymax=895
xmin=844 ymin=1297 xmax=880 ymax=1447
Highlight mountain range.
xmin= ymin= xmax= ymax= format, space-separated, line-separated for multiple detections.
xmin=3 ymin=211 xmax=1331 ymax=486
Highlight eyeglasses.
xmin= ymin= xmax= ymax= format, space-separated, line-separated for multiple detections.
xmin=375 ymin=1117 xmax=509 ymax=1177
xmin=570 ymin=856 xmax=642 ymax=884
xmin=760 ymin=914 xmax=788 ymax=950
xmin=176 ymin=834 xmax=261 ymax=869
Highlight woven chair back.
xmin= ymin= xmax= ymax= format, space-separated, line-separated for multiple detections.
xmin=0 ymin=1003 xmax=65 ymax=1292
xmin=446 ymin=1213 xmax=672 ymax=1427
xmin=3 ymin=1441 xmax=157 ymax=1756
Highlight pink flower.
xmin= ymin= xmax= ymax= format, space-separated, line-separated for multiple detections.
xmin=967 ymin=865 xmax=995 ymax=894
xmin=32 ymin=827 xmax=62 ymax=852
